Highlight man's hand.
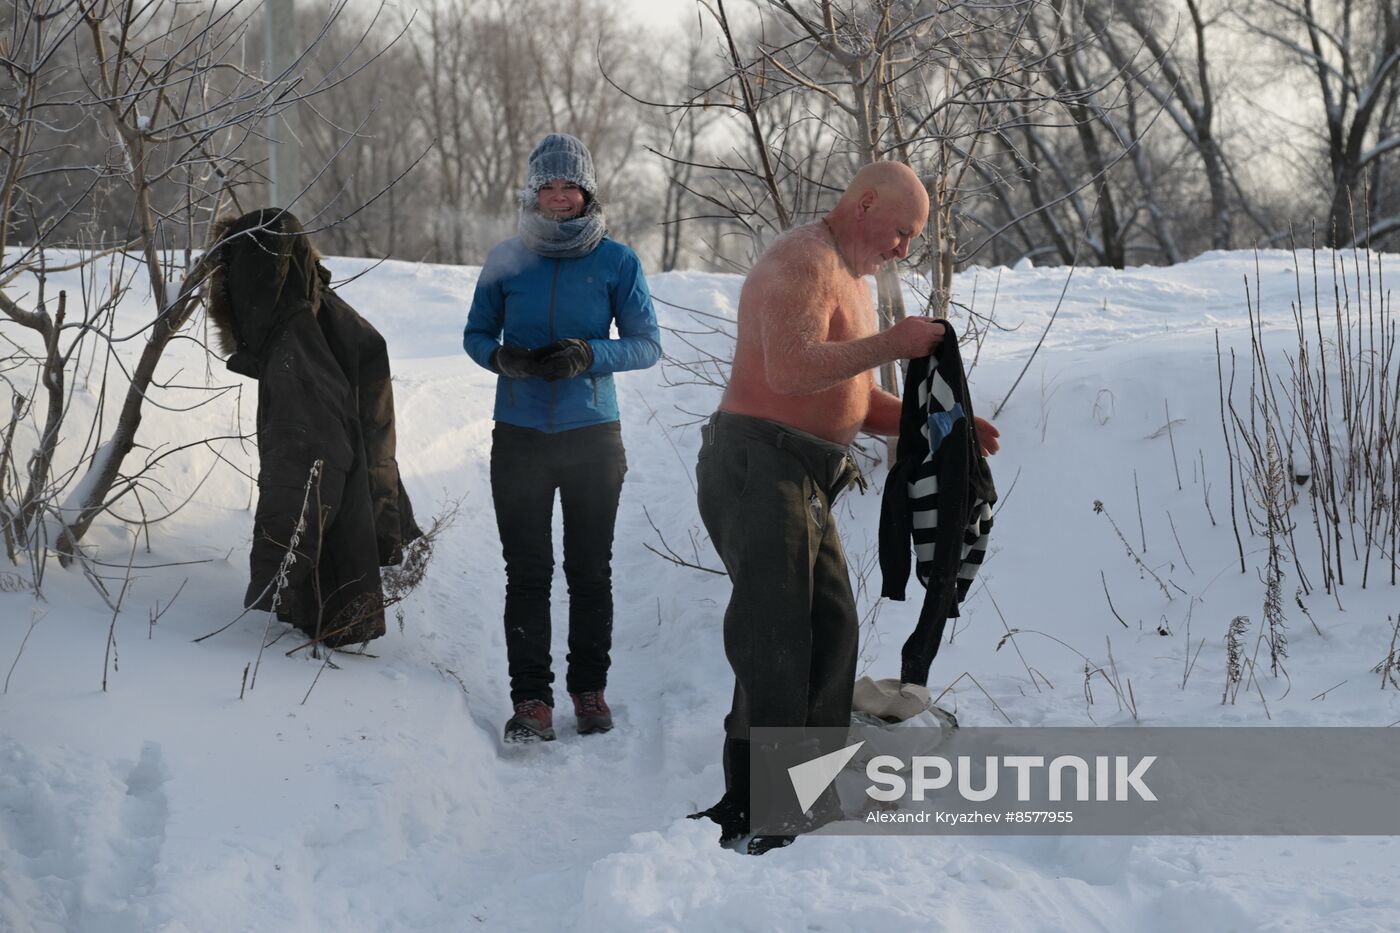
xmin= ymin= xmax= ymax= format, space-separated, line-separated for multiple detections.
xmin=885 ymin=316 xmax=946 ymax=360
xmin=973 ymin=416 xmax=1000 ymax=456
xmin=491 ymin=345 xmax=548 ymax=379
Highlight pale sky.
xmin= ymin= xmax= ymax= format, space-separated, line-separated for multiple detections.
xmin=623 ymin=0 xmax=698 ymax=31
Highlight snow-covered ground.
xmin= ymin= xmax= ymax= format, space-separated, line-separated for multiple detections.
xmin=2 ymin=248 xmax=1398 ymax=932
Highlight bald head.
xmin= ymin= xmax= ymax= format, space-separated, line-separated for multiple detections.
xmin=825 ymin=161 xmax=929 ymax=276
xmin=839 ymin=161 xmax=929 ymax=214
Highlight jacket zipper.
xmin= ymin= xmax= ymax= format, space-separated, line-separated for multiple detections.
xmin=547 ymin=259 xmax=561 ymax=432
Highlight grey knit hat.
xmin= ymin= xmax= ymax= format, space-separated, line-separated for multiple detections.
xmin=525 ymin=133 xmax=597 ymax=199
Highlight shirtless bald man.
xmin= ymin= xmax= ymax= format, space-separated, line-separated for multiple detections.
xmin=689 ymin=161 xmax=999 ymax=852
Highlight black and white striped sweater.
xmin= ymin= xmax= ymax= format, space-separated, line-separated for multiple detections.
xmin=879 ymin=320 xmax=997 ymax=686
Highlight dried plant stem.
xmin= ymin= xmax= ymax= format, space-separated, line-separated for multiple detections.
xmin=1216 ymin=331 xmax=1246 ymax=573
xmin=1381 ymin=615 xmax=1400 ymax=690
xmin=148 ymin=578 xmax=187 ymax=639
xmin=985 ymin=583 xmax=1042 ymax=692
xmin=933 ymin=671 xmax=1013 ymax=725
xmin=1199 ymin=448 xmax=1217 ymax=526
xmin=1311 ymin=680 xmax=1347 ymax=700
xmin=102 ymin=533 xmax=140 ymax=693
xmin=4 ymin=610 xmax=42 ymax=694
xmin=1182 ymin=637 xmax=1206 ymax=690
xmin=1100 ymin=571 xmax=1129 ymax=628
xmin=1134 ymin=469 xmax=1146 ymax=552
xmin=251 ymin=460 xmax=323 ymax=691
xmin=1245 ymin=659 xmax=1273 ymax=719
xmin=1104 ymin=637 xmax=1138 ymax=720
xmin=301 ymin=651 xmax=337 ymax=705
xmin=643 ymin=505 xmax=724 ymax=575
xmin=1223 ymin=615 xmax=1248 ymax=704
xmin=285 ymin=501 xmax=459 ymax=656
xmin=1093 ymin=500 xmax=1173 ymax=601
xmin=1292 ymin=589 xmax=1324 ymax=638
xmin=1261 ymin=430 xmax=1290 ymax=676
xmin=1167 ymin=511 xmax=1195 ymax=574
xmin=1165 ymin=400 xmax=1182 ymax=491
xmin=1180 ymin=597 xmax=1199 ymax=689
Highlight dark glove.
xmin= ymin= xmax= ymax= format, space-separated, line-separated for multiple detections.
xmin=490 ymin=344 xmax=547 ymax=379
xmin=538 ymin=338 xmax=594 ymax=382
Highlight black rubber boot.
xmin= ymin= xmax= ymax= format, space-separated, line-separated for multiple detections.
xmin=745 ymin=736 xmax=846 ymax=855
xmin=687 ymin=738 xmax=751 ymax=844
xmin=746 ymin=834 xmax=795 ymax=856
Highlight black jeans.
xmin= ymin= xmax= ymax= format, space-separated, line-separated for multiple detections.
xmin=491 ymin=421 xmax=627 ymax=706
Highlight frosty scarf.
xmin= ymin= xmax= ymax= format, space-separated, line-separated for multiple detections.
xmin=517 ymin=199 xmax=607 ymax=259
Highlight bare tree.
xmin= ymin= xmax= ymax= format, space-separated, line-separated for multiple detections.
xmin=1078 ymin=0 xmax=1252 ymax=253
xmin=654 ymin=32 xmax=729 ymax=272
xmin=298 ymin=9 xmax=426 ymax=259
xmin=1240 ymin=0 xmax=1400 ymax=247
xmin=1 ymin=1 xmax=399 ymax=576
xmin=637 ymin=0 xmax=1085 ymax=416
xmin=396 ymin=0 xmax=665 ymax=265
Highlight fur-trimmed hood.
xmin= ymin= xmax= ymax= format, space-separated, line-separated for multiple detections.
xmin=205 ymin=208 xmax=323 ymax=376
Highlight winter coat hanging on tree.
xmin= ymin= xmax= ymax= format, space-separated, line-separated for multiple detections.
xmin=206 ymin=209 xmax=422 ymax=647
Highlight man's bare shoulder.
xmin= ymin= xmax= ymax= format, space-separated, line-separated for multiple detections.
xmin=749 ymin=223 xmax=840 ymax=288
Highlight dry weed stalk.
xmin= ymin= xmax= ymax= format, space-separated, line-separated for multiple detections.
xmin=1376 ymin=615 xmax=1400 ymax=690
xmin=1223 ymin=615 xmax=1249 ymax=704
xmin=1093 ymin=499 xmax=1173 ymax=601
xmin=932 ymin=670 xmax=1014 ymax=725
xmin=1164 ymin=400 xmax=1183 ymax=491
xmin=250 ymin=460 xmax=323 ymax=690
xmin=995 ymin=627 xmax=1139 ymax=721
xmin=3 ymin=610 xmax=43 ymax=694
xmin=1180 ymin=598 xmax=1205 ymax=690
xmin=1220 ymin=242 xmax=1398 ymax=598
xmin=289 ymin=499 xmax=461 ymax=658
xmin=1261 ymin=433 xmax=1290 ymax=675
xmin=102 ymin=532 xmax=141 ymax=693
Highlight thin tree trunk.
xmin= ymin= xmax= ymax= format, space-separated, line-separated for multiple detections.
xmin=58 ymin=255 xmax=213 ymax=559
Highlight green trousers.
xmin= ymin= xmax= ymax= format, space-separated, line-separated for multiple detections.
xmin=696 ymin=411 xmax=862 ymax=741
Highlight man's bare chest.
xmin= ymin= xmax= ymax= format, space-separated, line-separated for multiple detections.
xmin=828 ymin=281 xmax=875 ymax=340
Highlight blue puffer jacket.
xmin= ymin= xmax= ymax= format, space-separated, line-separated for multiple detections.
xmin=464 ymin=237 xmax=662 ymax=433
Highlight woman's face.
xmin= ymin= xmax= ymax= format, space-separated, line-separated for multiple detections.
xmin=537 ymin=179 xmax=586 ymax=220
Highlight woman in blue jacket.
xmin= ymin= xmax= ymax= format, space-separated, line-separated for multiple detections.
xmin=464 ymin=134 xmax=662 ymax=744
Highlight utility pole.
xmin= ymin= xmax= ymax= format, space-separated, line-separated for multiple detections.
xmin=265 ymin=0 xmax=300 ymax=209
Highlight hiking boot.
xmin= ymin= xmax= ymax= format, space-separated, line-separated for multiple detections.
xmin=570 ymin=689 xmax=613 ymax=735
xmin=503 ymin=699 xmax=555 ymax=743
